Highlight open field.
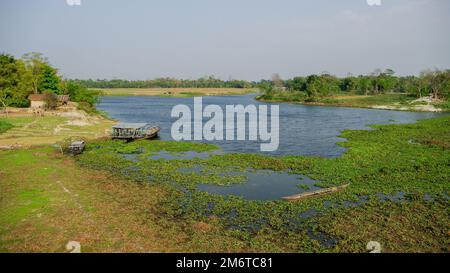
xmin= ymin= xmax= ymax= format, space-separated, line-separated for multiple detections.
xmin=0 ymin=113 xmax=114 ymax=148
xmin=95 ymin=88 xmax=257 ymax=97
xmin=1 ymin=116 xmax=449 ymax=252
xmin=257 ymin=93 xmax=447 ymax=112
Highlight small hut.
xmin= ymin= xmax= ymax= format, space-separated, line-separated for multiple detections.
xmin=28 ymin=94 xmax=49 ymax=109
xmin=28 ymin=94 xmax=70 ymax=109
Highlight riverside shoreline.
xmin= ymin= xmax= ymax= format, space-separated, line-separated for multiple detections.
xmin=256 ymin=93 xmax=447 ymax=113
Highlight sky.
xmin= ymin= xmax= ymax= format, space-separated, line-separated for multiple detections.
xmin=0 ymin=0 xmax=449 ymax=81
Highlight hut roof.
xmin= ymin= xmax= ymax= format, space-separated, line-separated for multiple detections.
xmin=28 ymin=94 xmax=70 ymax=102
xmin=28 ymin=94 xmax=51 ymax=101
xmin=112 ymin=123 xmax=148 ymax=129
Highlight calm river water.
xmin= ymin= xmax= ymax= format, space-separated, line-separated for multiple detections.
xmin=97 ymin=93 xmax=445 ymax=157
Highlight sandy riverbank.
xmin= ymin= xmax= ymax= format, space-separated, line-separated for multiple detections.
xmin=0 ymin=108 xmax=114 ymax=148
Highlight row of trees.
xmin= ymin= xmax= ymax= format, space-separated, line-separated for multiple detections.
xmin=71 ymin=76 xmax=256 ymax=89
xmin=73 ymin=69 xmax=449 ymax=101
xmin=2 ymin=52 xmax=448 ymax=110
xmin=0 ymin=53 xmax=100 ymax=110
xmin=259 ymin=69 xmax=450 ymax=100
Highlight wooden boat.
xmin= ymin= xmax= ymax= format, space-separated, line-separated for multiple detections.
xmin=112 ymin=123 xmax=160 ymax=140
xmin=282 ymin=183 xmax=350 ymax=201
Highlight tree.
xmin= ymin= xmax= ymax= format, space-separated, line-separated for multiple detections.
xmin=391 ymin=76 xmax=421 ymax=97
xmin=22 ymin=52 xmax=48 ymax=94
xmin=378 ymin=73 xmax=397 ymax=93
xmin=69 ymin=77 xmax=256 ymax=89
xmin=305 ymin=75 xmax=320 ymax=99
xmin=421 ymin=70 xmax=450 ymax=100
xmin=271 ymin=73 xmax=284 ymax=91
xmin=380 ymin=69 xmax=397 ymax=93
xmin=0 ymin=54 xmax=32 ymax=111
xmin=340 ymin=76 xmax=358 ymax=92
xmin=290 ymin=76 xmax=307 ymax=92
xmin=64 ymin=81 xmax=101 ymax=112
xmin=370 ymin=69 xmax=383 ymax=94
xmin=257 ymin=81 xmax=274 ymax=99
xmin=319 ymin=74 xmax=340 ymax=96
xmin=39 ymin=64 xmax=62 ymax=94
xmin=384 ymin=69 xmax=395 ymax=76
xmin=356 ymin=76 xmax=371 ymax=95
xmin=0 ymin=54 xmax=18 ymax=113
xmin=43 ymin=92 xmax=58 ymax=110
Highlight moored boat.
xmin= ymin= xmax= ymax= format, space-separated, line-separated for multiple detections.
xmin=112 ymin=123 xmax=160 ymax=140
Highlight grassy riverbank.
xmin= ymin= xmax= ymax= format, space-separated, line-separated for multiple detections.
xmin=257 ymin=93 xmax=448 ymax=112
xmin=0 ymin=146 xmax=247 ymax=252
xmin=1 ymin=116 xmax=448 ymax=252
xmin=96 ymin=88 xmax=257 ymax=97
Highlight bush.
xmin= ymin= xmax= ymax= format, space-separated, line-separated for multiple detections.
xmin=76 ymin=101 xmax=98 ymax=114
xmin=0 ymin=119 xmax=14 ymax=134
xmin=5 ymin=97 xmax=30 ymax=108
xmin=43 ymin=91 xmax=58 ymax=110
xmin=65 ymin=81 xmax=102 ymax=113
xmin=435 ymin=100 xmax=450 ymax=110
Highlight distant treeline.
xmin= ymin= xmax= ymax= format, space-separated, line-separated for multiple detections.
xmin=2 ymin=52 xmax=449 ymax=110
xmin=71 ymin=69 xmax=450 ymax=101
xmin=258 ymin=70 xmax=450 ymax=101
xmin=70 ymin=77 xmax=256 ymax=89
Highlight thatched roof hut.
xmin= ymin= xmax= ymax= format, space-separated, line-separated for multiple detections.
xmin=28 ymin=94 xmax=51 ymax=109
xmin=28 ymin=94 xmax=51 ymax=101
xmin=28 ymin=94 xmax=70 ymax=108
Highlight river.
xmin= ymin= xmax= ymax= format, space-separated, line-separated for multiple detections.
xmin=97 ymin=93 xmax=445 ymax=157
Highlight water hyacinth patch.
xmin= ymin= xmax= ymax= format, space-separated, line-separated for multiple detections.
xmin=74 ymin=116 xmax=450 ymax=252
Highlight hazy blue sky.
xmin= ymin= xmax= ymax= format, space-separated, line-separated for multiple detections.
xmin=1 ymin=0 xmax=449 ymax=80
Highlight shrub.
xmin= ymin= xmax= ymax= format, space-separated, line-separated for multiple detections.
xmin=43 ymin=92 xmax=58 ymax=110
xmin=0 ymin=119 xmax=14 ymax=134
xmin=65 ymin=81 xmax=103 ymax=113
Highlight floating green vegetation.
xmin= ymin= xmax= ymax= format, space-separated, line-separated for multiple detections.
xmin=297 ymin=184 xmax=310 ymax=190
xmin=75 ymin=116 xmax=450 ymax=252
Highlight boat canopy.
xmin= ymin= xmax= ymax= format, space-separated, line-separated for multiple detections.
xmin=70 ymin=141 xmax=85 ymax=146
xmin=112 ymin=123 xmax=149 ymax=130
